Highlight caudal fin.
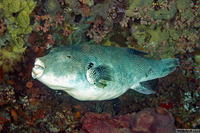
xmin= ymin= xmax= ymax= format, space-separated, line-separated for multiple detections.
xmin=160 ymin=58 xmax=179 ymax=77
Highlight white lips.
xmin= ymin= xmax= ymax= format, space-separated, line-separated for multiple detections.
xmin=32 ymin=58 xmax=45 ymax=79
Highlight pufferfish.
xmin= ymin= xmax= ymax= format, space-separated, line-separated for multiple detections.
xmin=32 ymin=44 xmax=179 ymax=101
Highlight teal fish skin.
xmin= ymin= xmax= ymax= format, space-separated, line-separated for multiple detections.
xmin=32 ymin=44 xmax=179 ymax=101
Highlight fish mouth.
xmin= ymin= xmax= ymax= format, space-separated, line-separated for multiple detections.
xmin=32 ymin=58 xmax=45 ymax=79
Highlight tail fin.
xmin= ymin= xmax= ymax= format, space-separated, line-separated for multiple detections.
xmin=159 ymin=58 xmax=179 ymax=78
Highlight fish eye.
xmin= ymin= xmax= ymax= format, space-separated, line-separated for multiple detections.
xmin=66 ymin=55 xmax=71 ymax=59
xmin=87 ymin=62 xmax=94 ymax=70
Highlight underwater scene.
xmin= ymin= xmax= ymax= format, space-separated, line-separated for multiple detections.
xmin=0 ymin=0 xmax=200 ymax=132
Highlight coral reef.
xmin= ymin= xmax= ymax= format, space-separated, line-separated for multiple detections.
xmin=0 ymin=0 xmax=199 ymax=132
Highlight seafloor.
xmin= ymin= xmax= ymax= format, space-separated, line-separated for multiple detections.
xmin=0 ymin=0 xmax=199 ymax=132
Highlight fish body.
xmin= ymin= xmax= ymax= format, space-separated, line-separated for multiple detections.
xmin=32 ymin=44 xmax=179 ymax=101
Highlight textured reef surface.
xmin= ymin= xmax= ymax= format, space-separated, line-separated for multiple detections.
xmin=0 ymin=0 xmax=199 ymax=132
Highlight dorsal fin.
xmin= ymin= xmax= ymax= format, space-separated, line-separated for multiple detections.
xmin=130 ymin=83 xmax=156 ymax=94
xmin=126 ymin=48 xmax=148 ymax=56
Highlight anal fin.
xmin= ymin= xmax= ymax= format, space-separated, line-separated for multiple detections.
xmin=130 ymin=83 xmax=156 ymax=95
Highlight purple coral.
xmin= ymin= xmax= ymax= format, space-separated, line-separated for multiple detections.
xmin=81 ymin=107 xmax=176 ymax=133
xmin=132 ymin=107 xmax=176 ymax=133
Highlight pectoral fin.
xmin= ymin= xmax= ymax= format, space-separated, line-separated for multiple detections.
xmin=86 ymin=65 xmax=113 ymax=88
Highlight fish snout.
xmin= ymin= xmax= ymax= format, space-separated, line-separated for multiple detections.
xmin=32 ymin=58 xmax=45 ymax=79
